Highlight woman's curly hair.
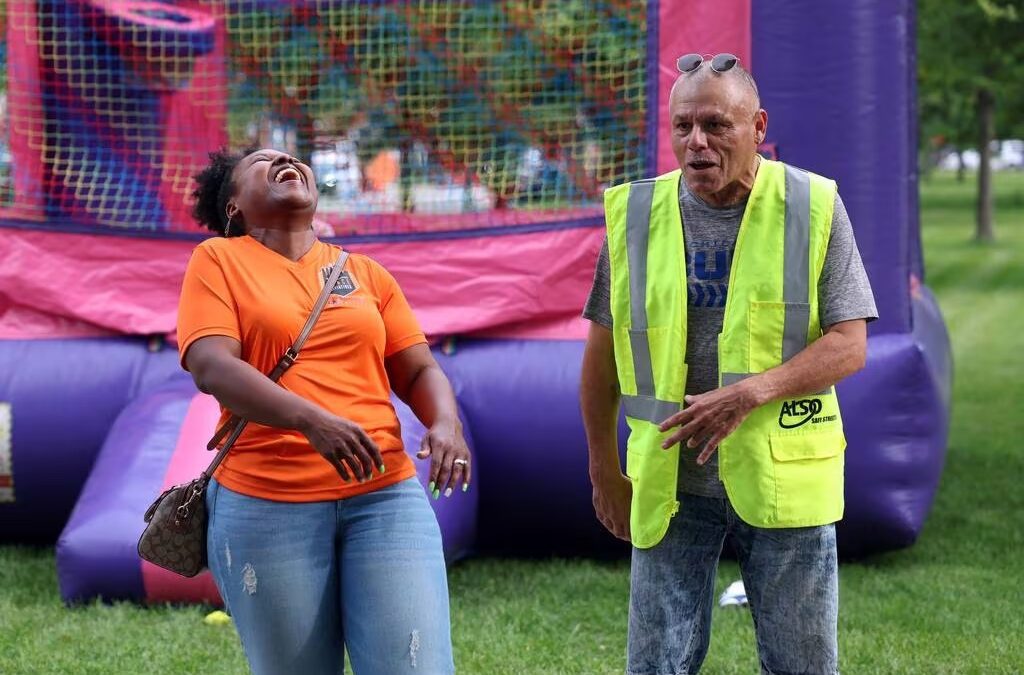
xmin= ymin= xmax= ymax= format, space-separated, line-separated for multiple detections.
xmin=191 ymin=147 xmax=256 ymax=237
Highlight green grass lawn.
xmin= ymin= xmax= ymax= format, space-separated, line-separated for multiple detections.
xmin=2 ymin=171 xmax=1022 ymax=674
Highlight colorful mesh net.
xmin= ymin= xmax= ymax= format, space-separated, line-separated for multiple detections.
xmin=1 ymin=0 xmax=649 ymax=236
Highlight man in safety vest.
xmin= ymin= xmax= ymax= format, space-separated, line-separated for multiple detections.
xmin=581 ymin=53 xmax=877 ymax=674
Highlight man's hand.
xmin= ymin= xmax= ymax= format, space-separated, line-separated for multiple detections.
xmin=581 ymin=321 xmax=631 ymax=541
xmin=658 ymin=380 xmax=760 ymax=465
xmin=591 ymin=468 xmax=632 ymax=542
xmin=656 ymin=320 xmax=868 ymax=466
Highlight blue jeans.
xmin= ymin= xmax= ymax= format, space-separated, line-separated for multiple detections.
xmin=627 ymin=494 xmax=838 ymax=675
xmin=206 ymin=477 xmax=454 ymax=675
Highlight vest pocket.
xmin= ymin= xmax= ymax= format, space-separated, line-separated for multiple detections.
xmin=625 ymin=423 xmax=679 ymax=477
xmin=768 ymin=430 xmax=846 ymax=525
xmin=769 ymin=430 xmax=845 ymax=461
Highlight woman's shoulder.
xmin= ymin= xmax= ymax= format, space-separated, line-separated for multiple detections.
xmin=326 ymin=247 xmax=403 ymax=297
xmin=332 ymin=248 xmax=391 ymax=278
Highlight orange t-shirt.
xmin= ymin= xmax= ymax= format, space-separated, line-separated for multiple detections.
xmin=177 ymin=236 xmax=425 ymax=501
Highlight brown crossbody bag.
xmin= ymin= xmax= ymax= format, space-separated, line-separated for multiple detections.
xmin=137 ymin=251 xmax=350 ymax=577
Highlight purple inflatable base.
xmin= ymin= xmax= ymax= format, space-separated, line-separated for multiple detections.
xmin=0 ymin=338 xmax=180 ymax=543
xmin=837 ymin=286 xmax=951 ymax=557
xmin=56 ymin=376 xmax=197 ymax=603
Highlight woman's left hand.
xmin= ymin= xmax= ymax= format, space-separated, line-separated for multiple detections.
xmin=417 ymin=418 xmax=472 ymax=499
xmin=385 ymin=344 xmax=472 ymax=499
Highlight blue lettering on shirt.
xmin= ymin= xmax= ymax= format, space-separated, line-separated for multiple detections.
xmin=686 ymin=242 xmax=733 ymax=308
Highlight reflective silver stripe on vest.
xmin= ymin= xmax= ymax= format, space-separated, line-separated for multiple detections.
xmin=721 ymin=372 xmax=752 ymax=387
xmin=626 ymin=180 xmax=657 ymax=398
xmin=782 ymin=165 xmax=811 ymax=363
xmin=622 ymin=394 xmax=682 ymax=424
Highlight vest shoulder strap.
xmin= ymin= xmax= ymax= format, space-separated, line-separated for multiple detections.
xmin=604 ymin=169 xmax=682 ymax=201
xmin=775 ymin=160 xmax=837 ymax=197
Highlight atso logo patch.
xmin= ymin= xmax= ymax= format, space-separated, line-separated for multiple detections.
xmin=778 ymin=399 xmax=823 ymax=429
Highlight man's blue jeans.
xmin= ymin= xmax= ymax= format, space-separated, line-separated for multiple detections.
xmin=206 ymin=476 xmax=455 ymax=675
xmin=627 ymin=494 xmax=839 ymax=675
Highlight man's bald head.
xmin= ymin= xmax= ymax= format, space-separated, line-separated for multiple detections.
xmin=668 ymin=63 xmax=768 ymax=206
xmin=670 ymin=64 xmax=761 ymax=117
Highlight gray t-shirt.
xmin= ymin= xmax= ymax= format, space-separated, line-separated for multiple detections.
xmin=583 ymin=179 xmax=878 ymax=498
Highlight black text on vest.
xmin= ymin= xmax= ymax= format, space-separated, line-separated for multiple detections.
xmin=778 ymin=399 xmax=823 ymax=429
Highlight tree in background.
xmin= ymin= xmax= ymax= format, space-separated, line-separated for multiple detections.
xmin=918 ymin=0 xmax=1024 ymax=241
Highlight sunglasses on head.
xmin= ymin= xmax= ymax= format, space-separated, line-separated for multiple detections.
xmin=676 ymin=53 xmax=740 ymax=74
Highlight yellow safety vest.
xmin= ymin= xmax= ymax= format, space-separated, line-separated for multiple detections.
xmin=605 ymin=159 xmax=846 ymax=548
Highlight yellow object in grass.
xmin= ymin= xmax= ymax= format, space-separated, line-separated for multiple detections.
xmin=203 ymin=610 xmax=232 ymax=626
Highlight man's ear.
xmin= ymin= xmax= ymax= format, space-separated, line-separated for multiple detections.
xmin=755 ymin=108 xmax=768 ymax=144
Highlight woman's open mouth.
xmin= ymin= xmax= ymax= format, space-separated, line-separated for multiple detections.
xmin=272 ymin=165 xmax=304 ymax=186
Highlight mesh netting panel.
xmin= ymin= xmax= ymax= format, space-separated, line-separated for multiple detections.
xmin=1 ymin=0 xmax=648 ymax=236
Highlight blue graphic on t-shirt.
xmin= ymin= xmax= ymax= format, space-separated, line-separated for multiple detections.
xmin=686 ymin=242 xmax=732 ymax=308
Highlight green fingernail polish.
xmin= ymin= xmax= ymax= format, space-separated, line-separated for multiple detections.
xmin=462 ymin=484 xmax=469 ymax=492
xmin=444 ymin=488 xmax=452 ymax=498
xmin=428 ymin=481 xmax=435 ymax=491
xmin=379 ymin=464 xmax=386 ymax=473
xmin=432 ymin=488 xmax=440 ymax=500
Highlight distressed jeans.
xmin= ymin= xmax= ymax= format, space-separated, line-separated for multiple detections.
xmin=627 ymin=494 xmax=838 ymax=675
xmin=206 ymin=476 xmax=455 ymax=675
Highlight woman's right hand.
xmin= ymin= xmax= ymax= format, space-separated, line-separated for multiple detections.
xmin=299 ymin=409 xmax=385 ymax=483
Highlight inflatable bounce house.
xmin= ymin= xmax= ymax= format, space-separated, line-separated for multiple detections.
xmin=0 ymin=1 xmax=951 ymax=604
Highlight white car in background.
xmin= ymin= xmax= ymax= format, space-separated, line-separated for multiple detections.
xmin=939 ymin=140 xmax=1024 ymax=171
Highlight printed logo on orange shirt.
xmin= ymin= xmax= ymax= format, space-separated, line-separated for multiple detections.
xmin=321 ymin=266 xmax=359 ymax=297
xmin=321 ymin=266 xmax=360 ymax=308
